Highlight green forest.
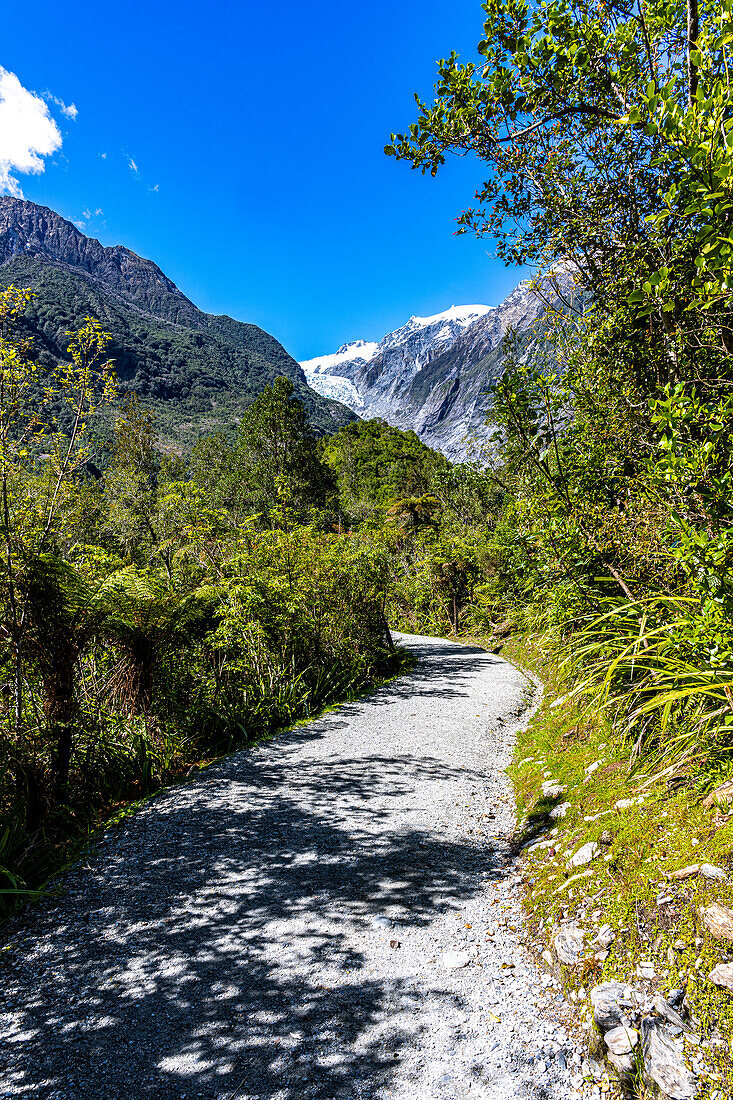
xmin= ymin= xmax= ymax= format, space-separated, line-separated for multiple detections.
xmin=2 ymin=0 xmax=733 ymax=1050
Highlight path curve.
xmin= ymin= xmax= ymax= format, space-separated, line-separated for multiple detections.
xmin=1 ymin=633 xmax=588 ymax=1100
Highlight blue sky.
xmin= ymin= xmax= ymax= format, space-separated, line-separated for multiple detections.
xmin=1 ymin=0 xmax=526 ymax=360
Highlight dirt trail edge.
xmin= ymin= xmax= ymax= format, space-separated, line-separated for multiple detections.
xmin=0 ymin=633 xmax=592 ymax=1100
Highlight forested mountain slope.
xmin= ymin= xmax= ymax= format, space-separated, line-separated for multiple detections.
xmin=0 ymin=198 xmax=354 ymax=444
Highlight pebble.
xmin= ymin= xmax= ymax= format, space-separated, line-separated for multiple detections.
xmin=541 ymin=781 xmax=568 ymax=800
xmin=371 ymin=915 xmax=392 ymax=929
xmin=441 ymin=950 xmax=471 ymax=969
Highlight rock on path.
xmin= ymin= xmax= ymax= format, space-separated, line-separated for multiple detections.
xmin=0 ymin=633 xmax=588 ymax=1100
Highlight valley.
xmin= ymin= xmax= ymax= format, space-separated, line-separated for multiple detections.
xmin=2 ymin=0 xmax=733 ymax=1093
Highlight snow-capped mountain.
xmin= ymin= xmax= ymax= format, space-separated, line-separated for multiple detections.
xmin=302 ymin=305 xmax=491 ymax=400
xmin=300 ymin=339 xmax=379 ymax=409
xmin=301 ymin=281 xmax=573 ymax=459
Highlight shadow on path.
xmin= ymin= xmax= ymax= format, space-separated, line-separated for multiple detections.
xmin=0 ymin=637 xmax=528 ymax=1100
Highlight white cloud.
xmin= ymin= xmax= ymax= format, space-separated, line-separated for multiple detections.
xmin=128 ymin=156 xmax=139 ymax=173
xmin=100 ymin=151 xmax=107 ymax=159
xmin=0 ymin=68 xmax=63 ymax=196
xmin=149 ymin=183 xmax=159 ymax=193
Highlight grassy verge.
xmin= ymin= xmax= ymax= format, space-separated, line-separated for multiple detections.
xmin=470 ymin=631 xmax=733 ymax=1098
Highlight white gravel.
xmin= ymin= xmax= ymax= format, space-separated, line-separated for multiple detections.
xmin=0 ymin=633 xmax=591 ymax=1100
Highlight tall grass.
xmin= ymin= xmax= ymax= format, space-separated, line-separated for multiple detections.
xmin=568 ymin=594 xmax=733 ymax=786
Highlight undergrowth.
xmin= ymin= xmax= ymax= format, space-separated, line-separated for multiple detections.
xmin=0 ymin=645 xmax=413 ymax=924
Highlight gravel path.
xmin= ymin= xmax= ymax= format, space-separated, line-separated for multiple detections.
xmin=1 ymin=633 xmax=590 ymax=1100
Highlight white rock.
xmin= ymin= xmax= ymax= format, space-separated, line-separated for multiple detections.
xmin=700 ymin=863 xmax=728 ymax=881
xmin=550 ymin=801 xmax=571 ymax=820
xmin=553 ymin=926 xmax=585 ymax=965
xmin=590 ymin=981 xmax=639 ymax=1031
xmin=371 ymin=915 xmax=392 ymax=929
xmin=441 ymin=950 xmax=470 ymax=969
xmin=595 ymin=924 xmax=616 ymax=948
xmin=569 ymin=842 xmax=600 ymax=868
xmin=642 ymin=1017 xmax=697 ymax=1099
xmin=607 ymin=1050 xmax=635 ymax=1080
xmin=542 ymin=781 xmax=568 ymax=799
xmin=708 ymin=963 xmax=733 ymax=991
xmin=615 ymin=795 xmax=646 ymax=809
xmin=585 ymin=761 xmax=602 ymax=775
xmin=604 ymin=1025 xmax=639 ymax=1054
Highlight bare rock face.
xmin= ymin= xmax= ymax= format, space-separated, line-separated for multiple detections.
xmin=0 ymin=196 xmax=194 ymax=323
xmin=0 ymin=197 xmax=354 ymax=441
xmin=699 ymin=902 xmax=733 ymax=942
xmin=302 ymin=273 xmax=578 ymax=459
xmin=641 ymin=1017 xmax=697 ymax=1099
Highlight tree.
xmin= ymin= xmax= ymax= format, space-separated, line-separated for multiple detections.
xmin=104 ymin=394 xmax=160 ymax=563
xmin=17 ymin=556 xmax=112 ymax=803
xmin=223 ymin=377 xmax=336 ymax=525
xmin=99 ymin=569 xmax=219 ymax=723
xmin=0 ymin=288 xmax=115 ymax=733
xmin=322 ymin=418 xmax=450 ymax=526
xmin=387 ymin=0 xmax=733 ymax=377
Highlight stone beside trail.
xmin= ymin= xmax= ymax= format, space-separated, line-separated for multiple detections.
xmin=0 ymin=633 xmax=591 ymax=1100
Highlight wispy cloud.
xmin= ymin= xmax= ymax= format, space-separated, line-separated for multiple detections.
xmin=127 ymin=156 xmax=139 ymax=173
xmin=0 ymin=67 xmax=63 ymax=196
xmin=45 ymin=92 xmax=78 ymax=120
xmin=149 ymin=183 xmax=159 ymax=193
xmin=77 ymin=206 xmax=105 ymax=229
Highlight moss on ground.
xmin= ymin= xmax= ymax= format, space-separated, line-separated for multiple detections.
xmin=465 ymin=632 xmax=733 ymax=1099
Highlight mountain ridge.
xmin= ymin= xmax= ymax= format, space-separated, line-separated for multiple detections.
xmin=0 ymin=198 xmax=354 ymax=443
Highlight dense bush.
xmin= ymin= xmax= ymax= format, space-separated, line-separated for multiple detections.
xmin=0 ymin=341 xmax=397 ymax=913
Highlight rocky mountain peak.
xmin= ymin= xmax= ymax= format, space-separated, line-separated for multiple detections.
xmin=0 ymin=197 xmax=355 ymax=440
xmin=0 ymin=197 xmax=195 ymax=325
